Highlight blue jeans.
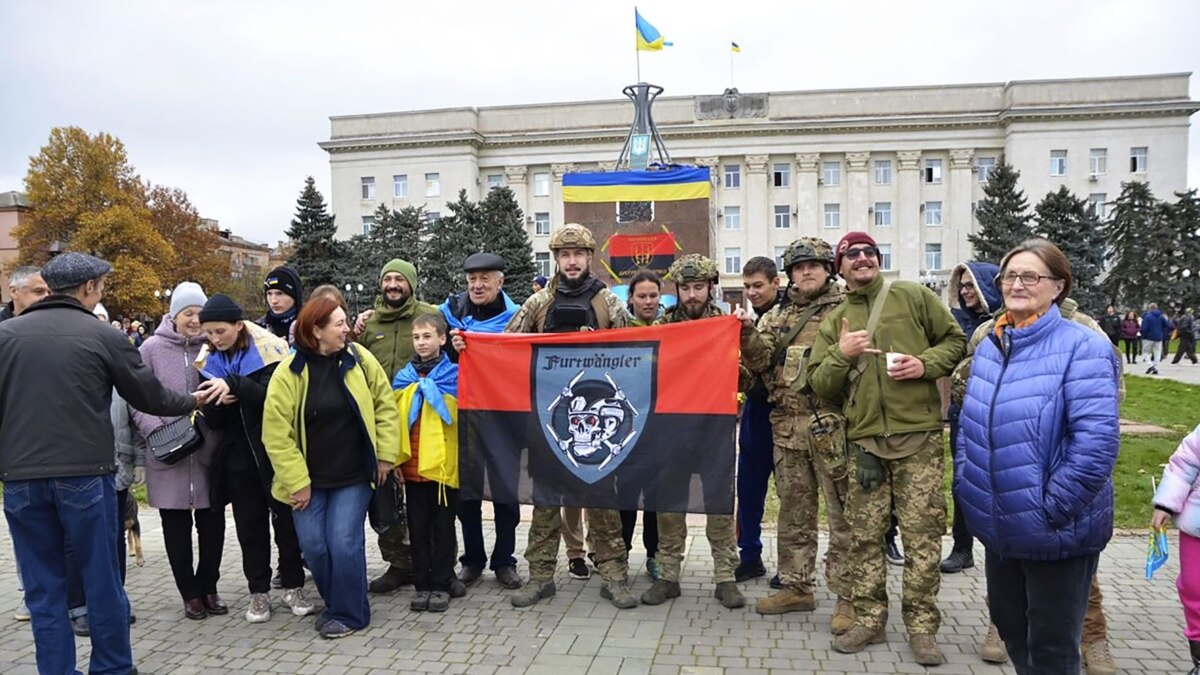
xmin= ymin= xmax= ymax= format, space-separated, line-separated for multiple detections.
xmin=736 ymin=396 xmax=774 ymax=562
xmin=457 ymin=499 xmax=520 ymax=571
xmin=291 ymin=482 xmax=372 ymax=630
xmin=4 ymin=476 xmax=132 ymax=675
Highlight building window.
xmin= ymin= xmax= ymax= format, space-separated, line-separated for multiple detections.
xmin=361 ymin=177 xmax=375 ymax=200
xmin=392 ymin=174 xmax=407 ymax=198
xmin=976 ymin=157 xmax=996 ymax=183
xmin=925 ymin=201 xmax=943 ymax=226
xmin=724 ymin=247 xmax=742 ymax=275
xmin=822 ymin=161 xmax=841 ymax=186
xmin=425 ymin=173 xmax=440 ymax=198
xmin=534 ymin=212 xmax=551 ymax=236
xmin=617 ymin=201 xmax=653 ymax=223
xmin=361 ymin=216 xmax=375 ymax=236
xmin=874 ymin=160 xmax=892 ymax=185
xmin=1089 ymin=149 xmax=1107 ymax=176
xmin=774 ymin=246 xmax=786 ymax=270
xmin=923 ymin=159 xmax=942 ymax=184
xmin=772 ymin=163 xmax=790 ymax=188
xmin=535 ymin=252 xmax=551 ymax=278
xmin=723 ymin=206 xmax=741 ymax=231
xmin=925 ymin=243 xmax=943 ymax=272
xmin=1088 ymin=193 xmax=1109 ymax=219
xmin=874 ymin=202 xmax=891 ymax=227
xmin=425 ymin=211 xmax=440 ymax=224
xmin=773 ymin=205 xmax=791 ymax=229
xmin=1130 ymin=146 xmax=1147 ymax=173
xmin=533 ymin=172 xmax=550 ymax=197
xmin=486 ymin=174 xmax=503 ymax=190
xmin=1049 ymin=150 xmax=1067 ymax=177
xmin=878 ymin=243 xmax=893 ymax=271
xmin=724 ymin=165 xmax=741 ymax=189
xmin=823 ymin=203 xmax=840 ymax=228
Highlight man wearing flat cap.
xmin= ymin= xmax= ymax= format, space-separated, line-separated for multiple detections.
xmin=0 ymin=252 xmax=202 ymax=674
xmin=440 ymin=252 xmax=524 ymax=590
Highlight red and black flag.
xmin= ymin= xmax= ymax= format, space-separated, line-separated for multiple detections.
xmin=459 ymin=316 xmax=739 ymax=513
xmin=607 ymin=232 xmax=676 ymax=280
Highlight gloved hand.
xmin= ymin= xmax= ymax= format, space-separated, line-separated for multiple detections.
xmin=133 ymin=467 xmax=146 ymax=487
xmin=855 ymin=445 xmax=885 ymax=491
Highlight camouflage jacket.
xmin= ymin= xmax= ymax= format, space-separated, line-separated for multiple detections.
xmin=654 ymin=302 xmax=725 ymax=325
xmin=741 ymin=283 xmax=845 ymax=441
xmin=950 ymin=297 xmax=1126 ymax=408
xmin=505 ymin=282 xmax=631 ymax=333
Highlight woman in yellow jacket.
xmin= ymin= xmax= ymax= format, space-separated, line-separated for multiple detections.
xmin=262 ymin=296 xmax=400 ymax=639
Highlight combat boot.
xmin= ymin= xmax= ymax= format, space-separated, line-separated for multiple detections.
xmin=832 ymin=623 xmax=886 ymax=653
xmin=980 ymin=622 xmax=1008 ymax=664
xmin=909 ymin=634 xmax=946 ymax=666
xmin=368 ymin=565 xmax=413 ymax=594
xmin=640 ymin=579 xmax=680 ymax=605
xmin=510 ymin=580 xmax=556 ymax=608
xmin=1081 ymin=638 xmax=1116 ymax=675
xmin=830 ymin=597 xmax=855 ymax=635
xmin=713 ymin=581 xmax=745 ymax=609
xmin=599 ymin=578 xmax=639 ymax=610
xmin=754 ymin=587 xmax=815 ymax=615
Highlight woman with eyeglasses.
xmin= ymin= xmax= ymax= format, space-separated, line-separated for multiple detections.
xmin=955 ymin=239 xmax=1121 ymax=675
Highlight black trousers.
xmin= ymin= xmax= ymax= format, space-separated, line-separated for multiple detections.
xmin=160 ymin=507 xmax=225 ymax=601
xmin=405 ymin=481 xmax=458 ymax=592
xmin=226 ymin=465 xmax=305 ymax=593
xmin=1174 ymin=335 xmax=1198 ymax=363
xmin=619 ymin=510 xmax=659 ymax=558
xmin=986 ymin=550 xmax=1099 ymax=675
xmin=1123 ymin=338 xmax=1140 ymax=363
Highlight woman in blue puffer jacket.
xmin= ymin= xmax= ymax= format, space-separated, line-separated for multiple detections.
xmin=956 ymin=239 xmax=1121 ymax=675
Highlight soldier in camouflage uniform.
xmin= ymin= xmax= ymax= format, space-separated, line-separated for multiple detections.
xmin=737 ymin=238 xmax=855 ymax=632
xmin=806 ymin=231 xmax=965 ymax=666
xmin=640 ymin=253 xmax=746 ymax=610
xmin=496 ymin=224 xmax=638 ymax=610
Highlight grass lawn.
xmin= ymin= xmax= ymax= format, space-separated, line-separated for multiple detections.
xmin=761 ymin=375 xmax=1200 ymax=531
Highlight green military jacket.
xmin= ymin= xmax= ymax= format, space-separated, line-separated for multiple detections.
xmin=356 ymin=295 xmax=438 ymax=379
xmin=505 ymin=282 xmax=630 ymax=333
xmin=806 ymin=274 xmax=965 ymax=441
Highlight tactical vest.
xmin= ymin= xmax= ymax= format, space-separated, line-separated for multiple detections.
xmin=535 ymin=286 xmax=611 ymax=333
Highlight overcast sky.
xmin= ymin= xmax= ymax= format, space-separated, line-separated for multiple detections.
xmin=3 ymin=0 xmax=1198 ymax=245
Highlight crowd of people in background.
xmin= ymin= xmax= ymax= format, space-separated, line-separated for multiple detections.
xmin=1100 ymin=302 xmax=1198 ymax=371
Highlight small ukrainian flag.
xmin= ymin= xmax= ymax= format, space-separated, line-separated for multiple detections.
xmin=635 ymin=9 xmax=671 ymax=51
xmin=731 ymin=41 xmax=741 ymax=53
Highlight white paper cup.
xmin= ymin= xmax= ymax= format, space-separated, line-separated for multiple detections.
xmin=886 ymin=352 xmax=904 ymax=374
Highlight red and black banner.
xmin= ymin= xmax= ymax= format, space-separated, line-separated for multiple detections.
xmin=608 ymin=233 xmax=676 ymax=280
xmin=459 ymin=316 xmax=738 ymax=513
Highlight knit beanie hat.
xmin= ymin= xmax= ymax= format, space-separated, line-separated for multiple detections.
xmin=263 ymin=266 xmax=303 ymax=305
xmin=169 ymin=282 xmax=208 ymax=318
xmin=198 ymin=294 xmax=244 ymax=324
xmin=834 ymin=231 xmax=878 ymax=271
xmin=533 ymin=275 xmax=548 ymax=288
xmin=380 ymin=258 xmax=418 ymax=291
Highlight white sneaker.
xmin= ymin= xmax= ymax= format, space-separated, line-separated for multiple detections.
xmin=245 ymin=593 xmax=271 ymax=623
xmin=14 ymin=600 xmax=30 ymax=621
xmin=282 ymin=587 xmax=316 ymax=617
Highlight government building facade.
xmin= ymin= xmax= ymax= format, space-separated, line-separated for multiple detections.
xmin=320 ymin=72 xmax=1197 ymax=300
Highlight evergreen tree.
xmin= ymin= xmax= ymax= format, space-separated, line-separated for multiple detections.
xmin=1033 ymin=186 xmax=1106 ymax=315
xmin=479 ymin=186 xmax=538 ymax=304
xmin=969 ymin=162 xmax=1035 ymax=263
xmin=286 ymin=176 xmax=344 ymax=290
xmin=420 ymin=191 xmax=483 ymax=303
xmin=1104 ymin=181 xmax=1159 ymax=309
xmin=1170 ymin=189 xmax=1200 ymax=313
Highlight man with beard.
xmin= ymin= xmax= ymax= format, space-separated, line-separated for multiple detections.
xmin=258 ymin=266 xmax=304 ymax=343
xmin=807 ymin=231 xmax=964 ymax=666
xmin=358 ymin=258 xmax=438 ymax=594
xmin=476 ymin=223 xmax=637 ymax=610
xmin=641 ymin=254 xmax=745 ymax=610
xmin=736 ymin=238 xmax=854 ymax=631
xmin=440 ymin=252 xmax=524 ymax=590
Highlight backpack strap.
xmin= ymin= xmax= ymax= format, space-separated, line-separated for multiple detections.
xmin=846 ymin=279 xmax=892 ymax=402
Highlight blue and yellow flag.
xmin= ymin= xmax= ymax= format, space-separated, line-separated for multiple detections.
xmin=635 ymin=9 xmax=671 ymax=51
xmin=731 ymin=41 xmax=741 ymax=53
xmin=563 ymin=167 xmax=711 ymax=203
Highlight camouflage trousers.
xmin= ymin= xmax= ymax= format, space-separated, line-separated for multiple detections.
xmin=845 ymin=432 xmax=945 ymax=635
xmin=774 ymin=441 xmax=852 ymax=598
xmin=378 ymin=517 xmax=413 ymax=574
xmin=657 ymin=512 xmax=739 ymax=584
xmin=525 ymin=506 xmax=627 ymax=582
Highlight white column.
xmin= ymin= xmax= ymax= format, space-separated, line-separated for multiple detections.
xmin=696 ymin=156 xmax=721 ymax=258
xmin=896 ymin=151 xmax=922 ymax=282
xmin=745 ymin=154 xmax=770 ymax=261
xmin=551 ymin=163 xmax=576 ymax=229
xmin=846 ymin=152 xmax=871 ymax=232
xmin=948 ymin=149 xmax=976 ymax=271
xmin=795 ymin=153 xmax=820 ymax=236
xmin=505 ymin=165 xmax=530 ymax=238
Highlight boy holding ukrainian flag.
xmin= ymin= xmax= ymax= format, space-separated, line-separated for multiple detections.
xmin=392 ymin=313 xmax=460 ymax=613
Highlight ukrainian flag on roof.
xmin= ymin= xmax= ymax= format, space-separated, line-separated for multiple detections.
xmin=635 ymin=9 xmax=671 ymax=51
xmin=563 ymin=167 xmax=711 ymax=203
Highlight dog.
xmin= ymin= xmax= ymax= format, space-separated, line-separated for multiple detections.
xmin=124 ymin=494 xmax=144 ymax=568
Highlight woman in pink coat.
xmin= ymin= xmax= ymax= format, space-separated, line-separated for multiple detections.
xmin=1152 ymin=423 xmax=1200 ymax=674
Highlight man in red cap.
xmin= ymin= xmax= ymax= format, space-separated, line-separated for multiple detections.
xmin=806 ymin=232 xmax=965 ymax=666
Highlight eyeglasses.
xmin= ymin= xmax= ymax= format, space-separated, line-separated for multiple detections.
xmin=960 ymin=281 xmax=976 ymax=291
xmin=997 ymin=271 xmax=1059 ymax=287
xmin=843 ymin=246 xmax=878 ymax=261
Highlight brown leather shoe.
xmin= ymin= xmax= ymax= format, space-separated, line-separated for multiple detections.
xmin=183 ymin=598 xmax=207 ymax=620
xmin=202 ymin=593 xmax=228 ymax=615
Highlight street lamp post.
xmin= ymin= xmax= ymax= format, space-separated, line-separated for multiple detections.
xmin=152 ymin=288 xmax=173 ymax=311
xmin=344 ymin=283 xmax=365 ymax=316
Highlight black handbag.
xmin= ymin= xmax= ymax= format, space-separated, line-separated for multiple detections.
xmin=147 ymin=412 xmax=205 ymax=465
xmin=369 ymin=472 xmax=407 ymax=536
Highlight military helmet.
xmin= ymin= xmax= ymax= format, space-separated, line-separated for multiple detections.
xmin=668 ymin=253 xmax=720 ymax=283
xmin=548 ymin=223 xmax=597 ymax=252
xmin=782 ymin=237 xmax=835 ymax=272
